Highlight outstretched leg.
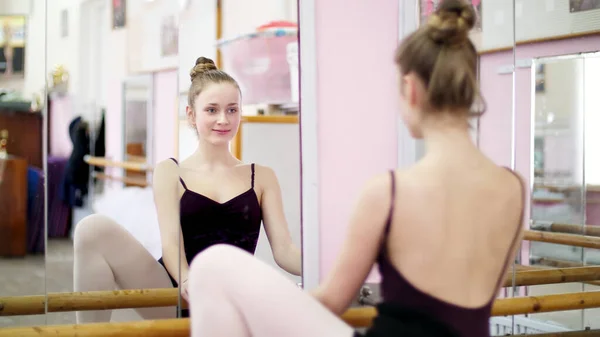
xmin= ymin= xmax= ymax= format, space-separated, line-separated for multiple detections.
xmin=188 ymin=244 xmax=354 ymax=337
xmin=73 ymin=214 xmax=177 ymax=323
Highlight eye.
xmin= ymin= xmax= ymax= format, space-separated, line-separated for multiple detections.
xmin=228 ymin=108 xmax=238 ymax=114
xmin=206 ymin=108 xmax=217 ymax=113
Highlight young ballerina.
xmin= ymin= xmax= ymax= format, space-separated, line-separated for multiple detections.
xmin=186 ymin=1 xmax=525 ymax=336
xmin=72 ymin=57 xmax=301 ymax=322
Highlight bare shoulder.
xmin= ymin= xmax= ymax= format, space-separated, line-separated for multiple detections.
xmin=252 ymin=164 xmax=278 ymax=183
xmin=359 ymin=171 xmax=397 ymax=208
xmin=152 ymin=159 xmax=180 ymax=190
xmin=499 ymin=167 xmax=526 ymax=197
xmin=495 ymin=167 xmax=527 ymax=214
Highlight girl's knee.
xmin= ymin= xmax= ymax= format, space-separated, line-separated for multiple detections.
xmin=73 ymin=214 xmax=121 ymax=251
xmin=189 ymin=245 xmax=247 ymax=284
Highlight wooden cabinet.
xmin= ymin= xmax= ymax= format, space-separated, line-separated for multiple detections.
xmin=0 ymin=155 xmax=27 ymax=257
xmin=0 ymin=109 xmax=43 ymax=169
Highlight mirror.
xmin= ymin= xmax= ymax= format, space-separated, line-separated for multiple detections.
xmin=121 ymin=75 xmax=153 ymax=186
xmin=41 ymin=0 xmax=181 ymax=325
xmin=0 ymin=0 xmax=47 ymax=327
xmin=517 ymin=0 xmax=600 ymax=333
xmin=176 ymin=0 xmax=301 ymax=316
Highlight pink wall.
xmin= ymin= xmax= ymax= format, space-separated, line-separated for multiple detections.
xmin=479 ymin=35 xmax=600 ymax=271
xmin=316 ymin=0 xmax=399 ymax=280
xmin=153 ymin=70 xmax=178 ymax=164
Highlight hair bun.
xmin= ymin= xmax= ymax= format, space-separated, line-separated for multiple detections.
xmin=190 ymin=57 xmax=218 ymax=81
xmin=426 ymin=0 xmax=476 ymax=46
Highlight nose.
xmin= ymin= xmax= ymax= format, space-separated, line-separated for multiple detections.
xmin=216 ymin=112 xmax=229 ymax=125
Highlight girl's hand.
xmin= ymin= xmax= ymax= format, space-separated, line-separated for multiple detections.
xmin=181 ymin=279 xmax=189 ymax=301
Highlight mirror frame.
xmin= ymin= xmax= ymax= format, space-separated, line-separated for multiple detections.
xmin=298 ymin=0 xmax=319 ymax=290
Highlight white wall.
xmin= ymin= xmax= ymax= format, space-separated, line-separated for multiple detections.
xmin=242 ymin=123 xmax=301 ymax=283
xmin=222 ymin=0 xmax=297 ymax=39
xmin=482 ymin=0 xmax=600 ymax=50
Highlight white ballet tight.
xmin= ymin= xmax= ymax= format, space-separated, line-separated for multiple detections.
xmin=73 ymin=214 xmax=177 ymax=323
xmin=188 ymin=244 xmax=355 ymax=337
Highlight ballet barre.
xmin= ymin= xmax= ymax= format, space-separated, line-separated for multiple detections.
xmin=523 ymin=229 xmax=600 ymax=250
xmin=2 ymin=290 xmax=600 ymax=336
xmin=0 ymin=318 xmax=190 ymax=337
xmin=515 ymin=330 xmax=600 ymax=337
xmin=92 ymin=172 xmax=150 ymax=187
xmin=83 ymin=155 xmax=152 ymax=172
xmin=530 ymin=220 xmax=600 ymax=238
xmin=3 ymin=266 xmax=600 ymax=317
xmin=343 ymin=290 xmax=600 ymax=328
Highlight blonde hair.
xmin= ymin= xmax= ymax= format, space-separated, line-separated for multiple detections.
xmin=395 ymin=0 xmax=484 ymax=115
xmin=187 ymin=57 xmax=240 ymax=108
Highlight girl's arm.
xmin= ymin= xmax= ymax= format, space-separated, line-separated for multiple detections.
xmin=153 ymin=160 xmax=190 ymax=288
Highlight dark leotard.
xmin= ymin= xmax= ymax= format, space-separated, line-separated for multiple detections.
xmin=357 ymin=168 xmax=525 ymax=337
xmin=157 ymin=158 xmax=262 ymax=317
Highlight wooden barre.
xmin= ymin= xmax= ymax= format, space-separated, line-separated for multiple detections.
xmin=3 ymin=266 xmax=600 ymax=317
xmin=93 ymin=172 xmax=150 ymax=187
xmin=0 ymin=318 xmax=190 ymax=337
xmin=515 ymin=331 xmax=600 ymax=337
xmin=524 ymin=230 xmax=600 ymax=250
xmin=0 ymin=289 xmax=186 ymax=316
xmin=84 ymin=156 xmax=152 ymax=172
xmin=531 ymin=221 xmax=600 ymax=238
xmin=344 ymin=290 xmax=600 ymax=328
xmin=2 ymin=291 xmax=600 ymax=335
xmin=503 ymin=265 xmax=600 ymax=287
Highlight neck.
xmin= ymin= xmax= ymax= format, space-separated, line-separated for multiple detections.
xmin=192 ymin=139 xmax=236 ymax=167
xmin=421 ymin=116 xmax=477 ymax=159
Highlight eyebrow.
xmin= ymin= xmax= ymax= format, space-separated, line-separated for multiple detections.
xmin=206 ymin=103 xmax=239 ymax=106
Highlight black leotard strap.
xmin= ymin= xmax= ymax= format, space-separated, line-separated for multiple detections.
xmin=168 ymin=158 xmax=188 ymax=190
xmin=384 ymin=171 xmax=396 ymax=235
xmin=251 ymin=163 xmax=256 ymax=189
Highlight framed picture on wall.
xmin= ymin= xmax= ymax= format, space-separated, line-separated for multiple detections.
xmin=0 ymin=15 xmax=26 ymax=77
xmin=112 ymin=0 xmax=126 ymax=29
xmin=570 ymin=0 xmax=600 ymax=13
xmin=160 ymin=15 xmax=178 ymax=57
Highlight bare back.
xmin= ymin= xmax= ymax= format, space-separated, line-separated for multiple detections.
xmin=385 ymin=159 xmax=525 ymax=308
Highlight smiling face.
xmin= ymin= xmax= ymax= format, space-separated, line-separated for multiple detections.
xmin=187 ymin=82 xmax=241 ymax=145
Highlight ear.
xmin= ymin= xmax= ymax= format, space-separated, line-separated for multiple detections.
xmin=403 ymin=75 xmax=417 ymax=108
xmin=186 ymin=106 xmax=195 ymax=126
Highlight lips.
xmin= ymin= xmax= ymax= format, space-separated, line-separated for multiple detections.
xmin=213 ymin=129 xmax=231 ymax=135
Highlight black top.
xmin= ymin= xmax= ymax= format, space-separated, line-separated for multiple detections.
xmin=169 ymin=158 xmax=263 ymax=264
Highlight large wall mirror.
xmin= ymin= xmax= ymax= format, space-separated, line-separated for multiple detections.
xmin=0 ymin=0 xmax=47 ymax=327
xmin=176 ymin=1 xmax=301 ymax=314
xmin=513 ymin=0 xmax=600 ymax=334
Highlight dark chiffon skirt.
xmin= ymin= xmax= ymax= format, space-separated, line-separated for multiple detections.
xmin=353 ymin=303 xmax=460 ymax=337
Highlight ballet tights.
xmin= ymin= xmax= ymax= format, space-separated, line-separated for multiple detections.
xmin=73 ymin=214 xmax=177 ymax=323
xmin=188 ymin=244 xmax=354 ymax=337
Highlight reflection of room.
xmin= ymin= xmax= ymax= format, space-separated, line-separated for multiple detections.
xmin=461 ymin=0 xmax=600 ymax=334
xmin=0 ymin=0 xmax=301 ymax=328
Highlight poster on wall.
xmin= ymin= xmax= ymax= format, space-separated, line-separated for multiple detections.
xmin=570 ymin=0 xmax=600 ymax=12
xmin=160 ymin=15 xmax=178 ymax=57
xmin=0 ymin=16 xmax=26 ymax=77
xmin=112 ymin=0 xmax=126 ymax=29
